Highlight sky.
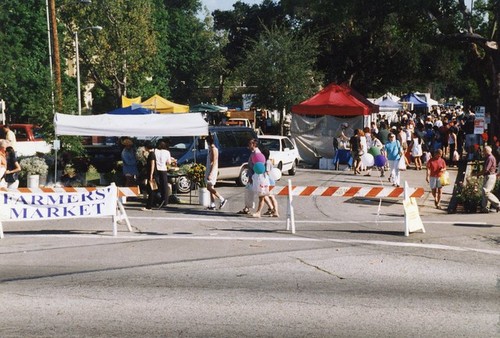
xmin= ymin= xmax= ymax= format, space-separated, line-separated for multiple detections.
xmin=200 ymin=0 xmax=263 ymax=13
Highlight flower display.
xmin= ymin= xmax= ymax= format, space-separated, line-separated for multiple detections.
xmin=456 ymin=176 xmax=482 ymax=213
xmin=186 ymin=162 xmax=206 ymax=188
xmin=19 ymin=156 xmax=49 ymax=178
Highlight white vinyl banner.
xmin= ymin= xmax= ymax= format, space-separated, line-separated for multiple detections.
xmin=0 ymin=185 xmax=117 ymax=221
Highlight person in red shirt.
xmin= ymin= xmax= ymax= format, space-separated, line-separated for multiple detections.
xmin=426 ymin=149 xmax=447 ymax=209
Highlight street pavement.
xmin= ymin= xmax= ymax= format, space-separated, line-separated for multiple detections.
xmin=0 ymin=164 xmax=499 ymax=337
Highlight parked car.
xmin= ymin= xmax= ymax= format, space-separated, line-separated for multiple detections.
xmin=171 ymin=126 xmax=258 ymax=191
xmin=258 ymin=135 xmax=300 ymax=175
xmin=0 ymin=124 xmax=52 ymax=157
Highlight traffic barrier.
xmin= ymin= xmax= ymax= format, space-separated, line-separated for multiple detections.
xmin=270 ymin=185 xmax=424 ymax=198
xmin=2 ymin=186 xmax=140 ymax=198
xmin=0 ymin=184 xmax=139 ymax=239
xmin=278 ymin=180 xmax=425 ymax=236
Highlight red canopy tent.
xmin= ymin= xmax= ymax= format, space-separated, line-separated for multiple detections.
xmin=291 ymin=83 xmax=379 ymax=116
xmin=290 ymin=83 xmax=378 ymax=165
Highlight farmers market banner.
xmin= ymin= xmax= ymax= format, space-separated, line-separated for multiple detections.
xmin=0 ymin=185 xmax=117 ymax=221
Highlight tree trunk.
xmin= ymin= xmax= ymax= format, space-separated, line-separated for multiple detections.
xmin=217 ymin=74 xmax=226 ymax=105
xmin=49 ymin=0 xmax=62 ymax=112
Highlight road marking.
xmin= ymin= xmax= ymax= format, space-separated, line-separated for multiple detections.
xmin=4 ymin=232 xmax=499 ymax=256
xmin=128 ymin=216 xmax=492 ymax=226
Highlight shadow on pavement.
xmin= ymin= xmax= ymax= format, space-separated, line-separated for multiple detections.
xmin=453 ymin=223 xmax=497 ymax=228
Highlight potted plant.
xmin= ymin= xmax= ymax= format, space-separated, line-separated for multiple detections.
xmin=186 ymin=162 xmax=209 ymax=206
xmin=456 ymin=176 xmax=483 ymax=213
xmin=19 ymin=156 xmax=49 ymax=188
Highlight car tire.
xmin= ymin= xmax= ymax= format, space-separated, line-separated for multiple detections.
xmin=288 ymin=161 xmax=297 ymax=175
xmin=236 ymin=165 xmax=249 ymax=186
xmin=277 ymin=162 xmax=283 ymax=171
xmin=176 ymin=176 xmax=192 ymax=193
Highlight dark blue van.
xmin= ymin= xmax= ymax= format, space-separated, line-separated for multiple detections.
xmin=168 ymin=126 xmax=258 ymax=191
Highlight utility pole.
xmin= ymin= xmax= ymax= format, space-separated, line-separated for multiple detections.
xmin=49 ymin=0 xmax=62 ymax=112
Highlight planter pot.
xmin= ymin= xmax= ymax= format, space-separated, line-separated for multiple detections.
xmin=463 ymin=201 xmax=479 ymax=213
xmin=27 ymin=174 xmax=40 ymax=188
xmin=198 ymin=187 xmax=211 ymax=207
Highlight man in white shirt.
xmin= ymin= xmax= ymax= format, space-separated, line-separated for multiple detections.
xmin=154 ymin=140 xmax=172 ymax=209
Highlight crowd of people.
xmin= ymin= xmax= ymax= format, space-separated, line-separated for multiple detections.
xmin=335 ymin=106 xmax=499 ymax=212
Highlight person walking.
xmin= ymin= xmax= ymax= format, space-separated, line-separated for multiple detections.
xmin=426 ymin=149 xmax=447 ymax=209
xmin=205 ymin=134 xmax=227 ymax=210
xmin=477 ymin=146 xmax=499 ymax=213
xmin=154 ymin=139 xmax=172 ymax=209
xmin=237 ymin=138 xmax=260 ymax=215
xmin=410 ymin=132 xmax=423 ymax=170
xmin=141 ymin=142 xmax=157 ymax=211
xmin=384 ymin=133 xmax=403 ymax=187
xmin=4 ymin=146 xmax=21 ymax=189
xmin=350 ymin=129 xmax=362 ymax=175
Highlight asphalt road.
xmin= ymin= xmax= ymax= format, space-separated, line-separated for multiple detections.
xmin=0 ymin=167 xmax=499 ymax=337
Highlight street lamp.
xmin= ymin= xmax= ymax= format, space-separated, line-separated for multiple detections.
xmin=75 ymin=25 xmax=102 ymax=115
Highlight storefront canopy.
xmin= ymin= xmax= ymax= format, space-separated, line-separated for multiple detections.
xmin=292 ymin=83 xmax=379 ymax=116
xmin=54 ymin=112 xmax=208 ymax=137
xmin=141 ymin=94 xmax=189 ymax=113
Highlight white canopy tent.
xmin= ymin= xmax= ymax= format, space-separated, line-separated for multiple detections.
xmin=54 ymin=113 xmax=209 ymax=137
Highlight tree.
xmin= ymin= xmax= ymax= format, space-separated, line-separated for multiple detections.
xmin=213 ymin=0 xmax=288 ymax=104
xmin=58 ymin=0 xmax=158 ymax=113
xmin=238 ymin=25 xmax=322 ymax=135
xmin=426 ymin=0 xmax=500 ymax=139
xmin=0 ymin=0 xmax=54 ymax=127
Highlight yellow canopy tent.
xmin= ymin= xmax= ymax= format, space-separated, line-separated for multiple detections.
xmin=121 ymin=96 xmax=142 ymax=108
xmin=141 ymin=94 xmax=189 ymax=113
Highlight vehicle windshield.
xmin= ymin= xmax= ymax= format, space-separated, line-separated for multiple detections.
xmin=33 ymin=127 xmax=46 ymax=140
xmin=259 ymin=138 xmax=280 ymax=151
xmin=168 ymin=136 xmax=194 ymax=158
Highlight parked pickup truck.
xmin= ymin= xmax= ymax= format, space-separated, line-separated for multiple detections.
xmin=0 ymin=124 xmax=52 ymax=157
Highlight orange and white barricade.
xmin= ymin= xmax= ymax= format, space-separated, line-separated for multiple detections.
xmin=273 ymin=180 xmax=425 ymax=236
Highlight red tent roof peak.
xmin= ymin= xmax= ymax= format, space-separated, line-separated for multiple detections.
xmin=292 ymin=83 xmax=378 ymax=116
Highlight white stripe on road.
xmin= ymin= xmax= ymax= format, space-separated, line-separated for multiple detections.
xmin=4 ymin=232 xmax=499 ymax=256
xmin=129 ymin=216 xmax=491 ymax=225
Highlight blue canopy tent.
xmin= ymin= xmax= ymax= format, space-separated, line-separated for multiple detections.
xmin=400 ymin=93 xmax=429 ymax=110
xmin=107 ymin=105 xmax=154 ymax=115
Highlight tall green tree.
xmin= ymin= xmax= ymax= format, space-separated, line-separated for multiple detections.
xmin=0 ymin=0 xmax=53 ymax=126
xmin=58 ymin=0 xmax=157 ymax=113
xmin=426 ymin=0 xmax=500 ymax=138
xmin=238 ymin=25 xmax=321 ymax=134
xmin=281 ymin=0 xmax=465 ymax=96
xmin=213 ymin=0 xmax=288 ymax=104
xmin=158 ymin=0 xmax=211 ymax=104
